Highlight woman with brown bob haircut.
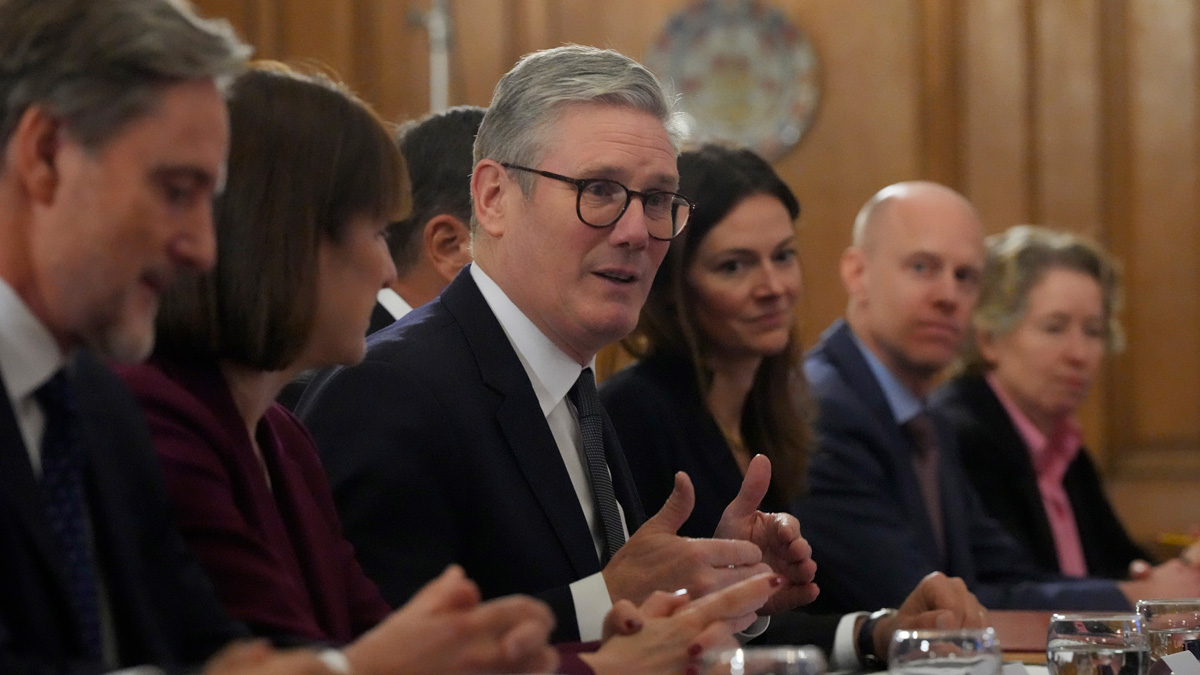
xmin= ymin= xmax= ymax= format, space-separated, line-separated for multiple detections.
xmin=600 ymin=143 xmax=812 ymax=538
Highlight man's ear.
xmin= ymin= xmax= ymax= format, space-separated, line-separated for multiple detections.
xmin=7 ymin=105 xmax=63 ymax=205
xmin=425 ymin=214 xmax=472 ymax=283
xmin=471 ymin=159 xmax=513 ymax=238
xmin=840 ymin=246 xmax=868 ymax=301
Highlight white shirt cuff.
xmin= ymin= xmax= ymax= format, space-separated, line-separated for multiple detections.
xmin=831 ymin=611 xmax=869 ymax=671
xmin=569 ymin=571 xmax=614 ymax=642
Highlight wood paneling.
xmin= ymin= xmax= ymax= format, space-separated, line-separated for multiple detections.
xmin=192 ymin=0 xmax=1200 ymax=543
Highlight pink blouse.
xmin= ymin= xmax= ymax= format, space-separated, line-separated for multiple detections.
xmin=986 ymin=374 xmax=1088 ymax=577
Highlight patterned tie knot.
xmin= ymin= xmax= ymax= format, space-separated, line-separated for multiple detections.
xmin=569 ymin=368 xmax=600 ymax=419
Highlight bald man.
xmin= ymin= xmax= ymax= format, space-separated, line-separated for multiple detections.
xmin=791 ymin=182 xmax=1189 ymax=615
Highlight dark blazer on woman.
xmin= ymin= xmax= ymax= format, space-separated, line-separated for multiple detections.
xmin=600 ymin=351 xmax=767 ymax=537
xmin=931 ymin=373 xmax=1149 ymax=579
xmin=600 ymin=350 xmax=840 ymax=652
xmin=118 ymin=356 xmax=392 ymax=645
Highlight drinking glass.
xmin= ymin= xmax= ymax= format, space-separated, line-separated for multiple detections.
xmin=701 ymin=645 xmax=826 ymax=675
xmin=1047 ymin=613 xmax=1148 ymax=675
xmin=887 ymin=627 xmax=1002 ymax=675
xmin=1136 ymin=599 xmax=1200 ymax=664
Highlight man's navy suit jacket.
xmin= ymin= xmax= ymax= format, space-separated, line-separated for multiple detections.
xmin=297 ymin=267 xmax=645 ymax=642
xmin=792 ymin=320 xmax=1129 ymax=613
xmin=0 ymin=350 xmax=244 ymax=674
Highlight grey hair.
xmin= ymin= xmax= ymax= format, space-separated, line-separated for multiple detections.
xmin=958 ymin=224 xmax=1125 ymax=374
xmin=472 ymin=44 xmax=684 ymax=225
xmin=0 ymin=0 xmax=250 ymax=152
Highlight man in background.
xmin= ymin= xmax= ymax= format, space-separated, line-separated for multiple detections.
xmin=372 ymin=105 xmax=483 ymax=332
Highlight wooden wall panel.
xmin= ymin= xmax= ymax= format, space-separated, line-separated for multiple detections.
xmin=961 ymin=1 xmax=1031 ymax=233
xmin=190 ymin=0 xmax=1200 ymax=543
xmin=783 ymin=0 xmax=924 ymax=347
xmin=1125 ymin=0 xmax=1200 ymax=448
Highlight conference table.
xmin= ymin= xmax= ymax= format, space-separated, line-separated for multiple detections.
xmin=990 ymin=610 xmax=1054 ymax=663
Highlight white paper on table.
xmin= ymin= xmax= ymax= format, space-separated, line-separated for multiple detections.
xmin=1162 ymin=651 xmax=1200 ymax=675
xmin=1002 ymin=663 xmax=1031 ymax=675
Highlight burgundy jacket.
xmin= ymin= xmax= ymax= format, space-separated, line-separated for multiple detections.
xmin=117 ymin=356 xmax=391 ymax=644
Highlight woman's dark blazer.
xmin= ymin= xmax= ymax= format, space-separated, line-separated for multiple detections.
xmin=931 ymin=373 xmax=1150 ymax=579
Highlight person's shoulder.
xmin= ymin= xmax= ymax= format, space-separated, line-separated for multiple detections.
xmin=601 ymin=353 xmax=695 ymax=421
xmin=111 ymin=356 xmax=223 ymax=425
xmin=263 ymin=403 xmax=329 ymax=478
xmin=364 ymin=297 xmax=461 ymax=362
xmin=929 ymin=374 xmax=999 ymax=434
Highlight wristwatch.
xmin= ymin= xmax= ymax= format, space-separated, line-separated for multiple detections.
xmin=857 ymin=607 xmax=898 ymax=670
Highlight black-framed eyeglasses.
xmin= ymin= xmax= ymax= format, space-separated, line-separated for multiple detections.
xmin=501 ymin=163 xmax=694 ymax=240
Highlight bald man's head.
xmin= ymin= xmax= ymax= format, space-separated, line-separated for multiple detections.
xmin=841 ymin=181 xmax=985 ymax=395
xmin=852 ymin=181 xmax=979 ymax=252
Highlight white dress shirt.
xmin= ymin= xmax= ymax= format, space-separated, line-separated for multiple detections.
xmin=470 ymin=264 xmax=626 ymax=641
xmin=0 ymin=278 xmax=66 ymax=476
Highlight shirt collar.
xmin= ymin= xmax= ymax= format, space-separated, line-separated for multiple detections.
xmin=376 ymin=287 xmax=413 ymax=321
xmin=470 ymin=264 xmax=591 ymax=417
xmin=848 ymin=327 xmax=923 ymax=424
xmin=0 ymin=278 xmax=67 ymax=402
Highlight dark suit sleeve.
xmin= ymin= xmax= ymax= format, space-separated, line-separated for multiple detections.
xmin=301 ymin=358 xmax=464 ymax=606
xmin=300 ymin=356 xmax=581 ymax=640
xmin=1067 ymin=452 xmax=1152 ymax=578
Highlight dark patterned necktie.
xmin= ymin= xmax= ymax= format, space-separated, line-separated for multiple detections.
xmin=903 ymin=411 xmax=945 ymax=557
xmin=36 ymin=371 xmax=103 ymax=660
xmin=568 ymin=368 xmax=626 ymax=564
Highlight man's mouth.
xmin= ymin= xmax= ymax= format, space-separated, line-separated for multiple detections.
xmin=594 ymin=270 xmax=638 ymax=284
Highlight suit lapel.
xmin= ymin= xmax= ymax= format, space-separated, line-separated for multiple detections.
xmin=0 ymin=367 xmax=76 ymax=611
xmin=822 ymin=321 xmax=945 ymax=563
xmin=966 ymin=377 xmax=1059 ymax=566
xmin=441 ymin=271 xmax=602 ymax=577
xmin=600 ymin=411 xmax=646 ymax=532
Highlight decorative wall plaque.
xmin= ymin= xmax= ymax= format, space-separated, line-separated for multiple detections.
xmin=646 ymin=0 xmax=821 ymax=160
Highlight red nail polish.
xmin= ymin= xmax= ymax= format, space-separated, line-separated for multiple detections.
xmin=770 ymin=574 xmax=784 ymax=587
xmin=688 ymin=643 xmax=703 ymax=657
xmin=686 ymin=667 xmax=699 ymax=675
xmin=625 ymin=618 xmax=642 ymax=632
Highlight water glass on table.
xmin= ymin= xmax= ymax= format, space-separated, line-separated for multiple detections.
xmin=1046 ymin=613 xmax=1148 ymax=675
xmin=1136 ymin=599 xmax=1200 ymax=665
xmin=887 ymin=627 xmax=1002 ymax=675
xmin=700 ymin=645 xmax=826 ymax=675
